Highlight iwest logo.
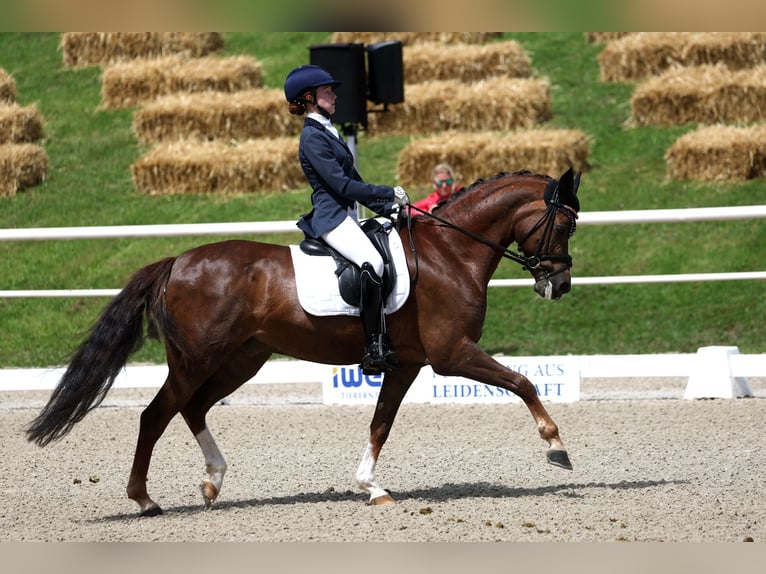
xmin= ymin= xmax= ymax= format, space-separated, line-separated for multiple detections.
xmin=331 ymin=367 xmax=383 ymax=389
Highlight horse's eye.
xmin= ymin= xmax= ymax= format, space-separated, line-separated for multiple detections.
xmin=555 ymin=225 xmax=566 ymax=235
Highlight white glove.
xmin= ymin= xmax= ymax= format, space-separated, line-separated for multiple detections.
xmin=393 ymin=186 xmax=410 ymax=207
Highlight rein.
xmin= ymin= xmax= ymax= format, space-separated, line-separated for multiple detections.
xmin=404 ymin=201 xmax=574 ymax=277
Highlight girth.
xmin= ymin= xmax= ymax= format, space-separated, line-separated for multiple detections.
xmin=299 ymin=218 xmax=397 ymax=307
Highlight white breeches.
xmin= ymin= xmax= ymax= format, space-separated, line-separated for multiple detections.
xmin=321 ymin=215 xmax=384 ymax=277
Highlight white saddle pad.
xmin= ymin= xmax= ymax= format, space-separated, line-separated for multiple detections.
xmin=290 ymin=227 xmax=411 ymax=317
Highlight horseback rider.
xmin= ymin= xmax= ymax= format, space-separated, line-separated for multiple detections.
xmin=284 ymin=64 xmax=410 ymax=375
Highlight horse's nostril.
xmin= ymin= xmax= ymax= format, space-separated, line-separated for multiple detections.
xmin=560 ymin=281 xmax=571 ymax=293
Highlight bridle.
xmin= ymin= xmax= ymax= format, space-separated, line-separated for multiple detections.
xmin=403 ymin=199 xmax=577 ymax=282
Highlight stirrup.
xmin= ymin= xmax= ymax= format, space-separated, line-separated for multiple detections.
xmin=360 ymin=334 xmax=398 ymax=375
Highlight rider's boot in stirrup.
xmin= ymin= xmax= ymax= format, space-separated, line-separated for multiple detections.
xmin=359 ymin=263 xmax=398 ymax=375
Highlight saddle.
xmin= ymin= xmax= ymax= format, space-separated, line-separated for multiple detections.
xmin=299 ymin=218 xmax=396 ymax=307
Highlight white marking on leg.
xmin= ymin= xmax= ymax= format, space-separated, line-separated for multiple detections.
xmin=195 ymin=427 xmax=226 ymax=499
xmin=355 ymin=442 xmax=388 ymax=502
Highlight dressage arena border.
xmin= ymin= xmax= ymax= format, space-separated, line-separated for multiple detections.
xmin=0 ymin=68 xmax=15 ymax=104
xmin=666 ymin=125 xmax=766 ymax=181
xmin=401 ymin=41 xmax=531 ymax=84
xmin=396 ymin=130 xmax=589 ymax=188
xmin=630 ymin=65 xmax=766 ymax=126
xmin=366 ymin=78 xmax=551 ymax=136
xmin=132 ymin=89 xmax=296 ymax=144
xmin=0 ymin=104 xmax=45 ymax=144
xmin=2 ymin=349 xmax=764 ymax=399
xmin=598 ymin=32 xmax=766 ymax=82
xmin=329 ymin=32 xmax=502 ymax=46
xmin=0 ymin=144 xmax=48 ymax=198
xmin=130 ymin=139 xmax=302 ymax=195
xmin=100 ymin=55 xmax=263 ymax=109
xmin=60 ymin=32 xmax=225 ymax=68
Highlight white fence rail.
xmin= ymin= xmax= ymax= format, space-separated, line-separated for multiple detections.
xmin=1 ymin=205 xmax=765 ymax=298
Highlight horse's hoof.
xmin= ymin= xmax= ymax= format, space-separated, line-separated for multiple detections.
xmin=201 ymin=481 xmax=218 ymax=509
xmin=370 ymin=493 xmax=396 ymax=506
xmin=547 ymin=449 xmax=573 ymax=470
xmin=139 ymin=505 xmax=164 ymax=517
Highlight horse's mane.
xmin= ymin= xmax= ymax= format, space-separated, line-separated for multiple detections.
xmin=431 ymin=170 xmax=554 ymax=214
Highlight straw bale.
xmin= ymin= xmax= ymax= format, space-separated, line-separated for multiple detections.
xmin=61 ymin=32 xmax=225 ymax=67
xmin=133 ymin=89 xmax=297 ymax=144
xmin=131 ymin=138 xmax=303 ymax=195
xmin=367 ymin=77 xmax=550 ymax=136
xmin=0 ymin=104 xmax=45 ymax=144
xmin=0 ymin=143 xmax=48 ymax=197
xmin=396 ymin=129 xmax=589 ymax=189
xmin=631 ymin=65 xmax=766 ymax=126
xmin=666 ymin=124 xmax=766 ymax=180
xmin=585 ymin=32 xmax=633 ymax=44
xmin=330 ymin=32 xmax=501 ymax=46
xmin=101 ymin=55 xmax=264 ymax=108
xmin=402 ymin=41 xmax=531 ymax=84
xmin=0 ymin=69 xmax=16 ymax=104
xmin=599 ymin=32 xmax=766 ymax=82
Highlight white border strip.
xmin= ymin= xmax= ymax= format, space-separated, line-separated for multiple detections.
xmin=2 ymin=353 xmax=763 ymax=392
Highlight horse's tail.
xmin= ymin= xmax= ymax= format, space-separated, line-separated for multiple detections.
xmin=26 ymin=257 xmax=176 ymax=447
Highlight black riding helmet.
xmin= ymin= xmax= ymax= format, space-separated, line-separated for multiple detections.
xmin=284 ymin=65 xmax=342 ymax=117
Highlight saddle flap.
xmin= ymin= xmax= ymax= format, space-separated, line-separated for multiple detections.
xmin=298 ymin=218 xmax=397 ymax=307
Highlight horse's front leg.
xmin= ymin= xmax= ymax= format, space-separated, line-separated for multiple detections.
xmin=436 ymin=342 xmax=572 ymax=470
xmin=355 ymin=367 xmax=420 ymax=505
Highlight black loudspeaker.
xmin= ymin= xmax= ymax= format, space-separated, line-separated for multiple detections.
xmin=366 ymin=41 xmax=404 ymax=105
xmin=310 ymin=43 xmax=368 ymax=127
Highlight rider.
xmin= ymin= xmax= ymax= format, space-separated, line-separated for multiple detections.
xmin=284 ymin=64 xmax=410 ymax=375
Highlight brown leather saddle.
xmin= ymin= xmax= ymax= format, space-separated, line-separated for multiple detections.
xmin=299 ymin=218 xmax=397 ymax=307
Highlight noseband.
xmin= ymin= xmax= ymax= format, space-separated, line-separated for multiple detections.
xmin=405 ymin=200 xmax=576 ymax=280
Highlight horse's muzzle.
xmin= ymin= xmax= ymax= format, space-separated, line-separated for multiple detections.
xmin=533 ymin=272 xmax=571 ymax=301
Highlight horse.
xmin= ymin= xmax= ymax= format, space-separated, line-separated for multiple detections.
xmin=26 ymin=167 xmax=581 ymax=516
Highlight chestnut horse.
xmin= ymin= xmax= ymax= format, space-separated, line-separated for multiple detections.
xmin=27 ymin=168 xmax=581 ymax=516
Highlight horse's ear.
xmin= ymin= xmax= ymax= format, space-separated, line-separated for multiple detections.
xmin=559 ymin=166 xmax=574 ymax=189
xmin=558 ymin=166 xmax=581 ymax=213
xmin=544 ymin=179 xmax=558 ymax=205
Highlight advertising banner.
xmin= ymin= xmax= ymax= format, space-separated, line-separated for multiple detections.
xmin=322 ymin=355 xmax=580 ymax=405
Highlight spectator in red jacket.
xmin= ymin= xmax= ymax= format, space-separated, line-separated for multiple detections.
xmin=410 ymin=163 xmax=463 ymax=215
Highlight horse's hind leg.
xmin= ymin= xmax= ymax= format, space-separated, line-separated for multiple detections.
xmin=181 ymin=352 xmax=272 ymax=509
xmin=355 ymin=367 xmax=420 ymax=505
xmin=126 ymin=381 xmax=180 ymax=516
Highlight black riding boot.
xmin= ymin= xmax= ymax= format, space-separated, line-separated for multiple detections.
xmin=359 ymin=263 xmax=398 ymax=375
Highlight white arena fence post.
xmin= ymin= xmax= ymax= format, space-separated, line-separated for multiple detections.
xmin=683 ymin=346 xmax=754 ymax=400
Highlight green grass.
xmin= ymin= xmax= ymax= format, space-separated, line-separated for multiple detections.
xmin=1 ymin=32 xmax=764 ymax=367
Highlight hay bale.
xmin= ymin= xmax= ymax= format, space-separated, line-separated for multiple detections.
xmin=0 ymin=104 xmax=45 ymax=143
xmin=585 ymin=32 xmax=633 ymax=44
xmin=133 ymin=89 xmax=297 ymax=144
xmin=666 ymin=124 xmax=766 ymax=180
xmin=330 ymin=32 xmax=501 ymax=46
xmin=0 ymin=143 xmax=48 ymax=197
xmin=61 ymin=32 xmax=225 ymax=67
xmin=396 ymin=129 xmax=589 ymax=188
xmin=599 ymin=32 xmax=766 ymax=82
xmin=402 ymin=41 xmax=531 ymax=84
xmin=101 ymin=55 xmax=263 ymax=108
xmin=631 ymin=65 xmax=766 ymax=126
xmin=131 ymin=138 xmax=303 ymax=195
xmin=0 ymin=68 xmax=16 ymax=104
xmin=367 ymin=77 xmax=550 ymax=136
